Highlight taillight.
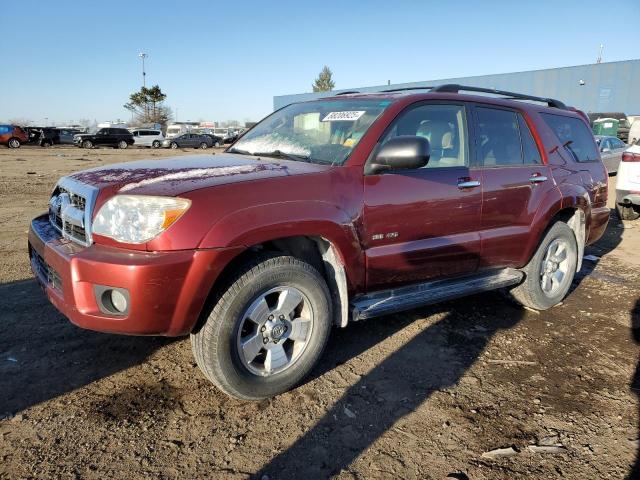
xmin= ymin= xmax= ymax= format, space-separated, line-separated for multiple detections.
xmin=622 ymin=152 xmax=640 ymax=162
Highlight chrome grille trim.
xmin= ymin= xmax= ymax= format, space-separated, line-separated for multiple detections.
xmin=48 ymin=177 xmax=99 ymax=246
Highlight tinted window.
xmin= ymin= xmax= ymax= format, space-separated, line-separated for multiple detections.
xmin=0 ymin=126 xmax=8 ymax=134
xmin=380 ymin=104 xmax=468 ymax=168
xmin=611 ymin=137 xmax=625 ymax=149
xmin=541 ymin=113 xmax=599 ymax=162
xmin=476 ymin=107 xmax=522 ymax=166
xmin=518 ymin=115 xmax=542 ymax=164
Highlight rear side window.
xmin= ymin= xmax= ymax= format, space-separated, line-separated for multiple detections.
xmin=540 ymin=113 xmax=599 ymax=162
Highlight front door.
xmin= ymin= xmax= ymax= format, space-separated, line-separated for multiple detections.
xmin=473 ymin=105 xmax=556 ymax=268
xmin=362 ymin=102 xmax=482 ymax=290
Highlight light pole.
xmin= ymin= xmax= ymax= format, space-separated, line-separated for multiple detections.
xmin=138 ymin=52 xmax=148 ymax=88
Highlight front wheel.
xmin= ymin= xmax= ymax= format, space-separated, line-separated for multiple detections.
xmin=214 ymin=141 xmax=220 ymax=147
xmin=199 ymin=142 xmax=208 ymax=149
xmin=191 ymin=254 xmax=332 ymax=400
xmin=82 ymin=140 xmax=93 ymax=149
xmin=617 ymin=203 xmax=640 ymax=221
xmin=8 ymin=138 xmax=20 ymax=148
xmin=508 ymin=222 xmax=578 ymax=310
xmin=41 ymin=140 xmax=52 ymax=147
xmin=118 ymin=140 xmax=128 ymax=149
xmin=152 ymin=140 xmax=161 ymax=148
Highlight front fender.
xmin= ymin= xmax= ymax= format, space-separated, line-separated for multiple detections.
xmin=198 ymin=200 xmax=365 ymax=291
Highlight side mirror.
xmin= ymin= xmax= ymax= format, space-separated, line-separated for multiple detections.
xmin=367 ymin=136 xmax=431 ymax=174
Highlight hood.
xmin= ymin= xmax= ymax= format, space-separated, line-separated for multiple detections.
xmin=68 ymin=153 xmax=332 ymax=196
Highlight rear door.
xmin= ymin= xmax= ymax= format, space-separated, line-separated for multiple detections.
xmin=362 ymin=102 xmax=482 ymax=290
xmin=474 ymin=105 xmax=556 ymax=268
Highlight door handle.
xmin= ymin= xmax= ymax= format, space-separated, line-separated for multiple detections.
xmin=457 ymin=179 xmax=481 ymax=189
xmin=529 ymin=174 xmax=548 ymax=184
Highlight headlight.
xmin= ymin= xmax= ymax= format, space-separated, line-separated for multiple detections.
xmin=92 ymin=195 xmax=191 ymax=244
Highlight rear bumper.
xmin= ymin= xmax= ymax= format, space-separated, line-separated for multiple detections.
xmin=586 ymin=206 xmax=610 ymax=245
xmin=616 ymin=189 xmax=640 ymax=206
xmin=28 ymin=215 xmax=242 ymax=336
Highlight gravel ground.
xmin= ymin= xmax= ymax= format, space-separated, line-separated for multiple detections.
xmin=1 ymin=146 xmax=639 ymax=479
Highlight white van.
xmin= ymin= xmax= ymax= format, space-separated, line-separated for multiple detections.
xmin=130 ymin=128 xmax=164 ymax=148
xmin=628 ymin=119 xmax=640 ymax=146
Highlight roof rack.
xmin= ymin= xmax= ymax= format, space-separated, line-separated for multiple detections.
xmin=381 ymin=86 xmax=434 ymax=93
xmin=335 ymin=90 xmax=361 ymax=96
xmin=430 ymin=84 xmax=567 ymax=109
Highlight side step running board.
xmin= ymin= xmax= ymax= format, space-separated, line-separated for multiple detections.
xmin=350 ymin=268 xmax=524 ymax=321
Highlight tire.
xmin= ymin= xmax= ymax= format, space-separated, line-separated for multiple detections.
xmin=152 ymin=140 xmax=161 ymax=148
xmin=191 ymin=254 xmax=332 ymax=400
xmin=118 ymin=140 xmax=128 ymax=149
xmin=7 ymin=138 xmax=20 ymax=148
xmin=199 ymin=142 xmax=208 ymax=149
xmin=41 ymin=140 xmax=52 ymax=148
xmin=170 ymin=142 xmax=178 ymax=149
xmin=617 ymin=203 xmax=640 ymax=221
xmin=82 ymin=140 xmax=93 ymax=149
xmin=214 ymin=141 xmax=220 ymax=148
xmin=508 ymin=222 xmax=578 ymax=310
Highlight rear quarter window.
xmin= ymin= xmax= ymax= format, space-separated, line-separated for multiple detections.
xmin=540 ymin=113 xmax=599 ymax=163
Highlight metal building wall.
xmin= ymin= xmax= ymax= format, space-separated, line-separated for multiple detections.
xmin=273 ymin=59 xmax=639 ymax=114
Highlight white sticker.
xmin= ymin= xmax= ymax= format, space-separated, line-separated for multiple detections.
xmin=604 ymin=122 xmax=613 ymax=128
xmin=322 ymin=111 xmax=366 ymax=122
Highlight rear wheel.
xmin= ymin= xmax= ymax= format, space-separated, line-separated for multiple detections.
xmin=8 ymin=138 xmax=20 ymax=148
xmin=170 ymin=142 xmax=178 ymax=149
xmin=191 ymin=254 xmax=332 ymax=400
xmin=41 ymin=140 xmax=52 ymax=147
xmin=508 ymin=222 xmax=577 ymax=310
xmin=82 ymin=140 xmax=93 ymax=149
xmin=617 ymin=203 xmax=640 ymax=221
xmin=199 ymin=142 xmax=208 ymax=149
xmin=118 ymin=140 xmax=128 ymax=149
xmin=214 ymin=141 xmax=221 ymax=147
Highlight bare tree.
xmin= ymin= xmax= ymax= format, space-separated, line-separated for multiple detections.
xmin=7 ymin=117 xmax=34 ymax=127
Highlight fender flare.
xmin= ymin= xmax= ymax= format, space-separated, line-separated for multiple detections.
xmin=198 ymin=199 xmax=364 ymax=291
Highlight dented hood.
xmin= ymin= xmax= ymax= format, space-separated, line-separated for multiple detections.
xmin=68 ymin=153 xmax=331 ymax=196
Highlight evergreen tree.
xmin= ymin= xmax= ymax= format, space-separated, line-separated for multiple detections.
xmin=312 ymin=66 xmax=335 ymax=92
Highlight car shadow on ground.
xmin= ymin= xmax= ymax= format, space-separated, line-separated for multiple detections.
xmin=260 ymin=293 xmax=525 ymax=478
xmin=629 ymin=298 xmax=640 ymax=479
xmin=0 ymin=279 xmax=171 ymax=415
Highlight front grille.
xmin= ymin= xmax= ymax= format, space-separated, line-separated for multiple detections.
xmin=48 ymin=177 xmax=98 ymax=246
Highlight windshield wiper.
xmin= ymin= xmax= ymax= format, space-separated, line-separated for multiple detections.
xmin=252 ymin=150 xmax=312 ymax=162
xmin=227 ymin=147 xmax=253 ymax=155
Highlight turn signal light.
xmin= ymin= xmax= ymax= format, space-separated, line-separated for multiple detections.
xmin=622 ymin=152 xmax=640 ymax=162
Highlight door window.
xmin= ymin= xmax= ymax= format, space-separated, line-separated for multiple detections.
xmin=379 ymin=104 xmax=468 ymax=168
xmin=518 ymin=115 xmax=542 ymax=164
xmin=476 ymin=108 xmax=522 ymax=166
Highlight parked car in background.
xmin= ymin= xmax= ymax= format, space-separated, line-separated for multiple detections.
xmin=130 ymin=129 xmax=164 ymax=148
xmin=73 ymin=128 xmax=134 ymax=149
xmin=629 ymin=119 xmax=640 ymax=145
xmin=616 ymin=139 xmax=640 ymax=220
xmin=595 ymin=135 xmax=627 ymax=174
xmin=199 ymin=133 xmax=224 ymax=147
xmin=161 ymin=133 xmax=213 ymax=149
xmin=29 ymin=85 xmax=610 ymax=400
xmin=0 ymin=124 xmax=28 ymax=148
xmin=27 ymin=127 xmax=80 ymax=147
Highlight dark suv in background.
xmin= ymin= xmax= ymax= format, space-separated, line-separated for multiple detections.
xmin=27 ymin=127 xmax=80 ymax=147
xmin=73 ymin=128 xmax=134 ymax=149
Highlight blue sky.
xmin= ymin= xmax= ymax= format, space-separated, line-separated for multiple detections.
xmin=1 ymin=0 xmax=638 ymax=125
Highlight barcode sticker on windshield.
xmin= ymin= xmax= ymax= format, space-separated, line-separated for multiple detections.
xmin=322 ymin=111 xmax=365 ymax=122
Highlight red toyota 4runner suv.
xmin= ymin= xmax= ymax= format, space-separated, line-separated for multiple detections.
xmin=28 ymin=85 xmax=609 ymax=400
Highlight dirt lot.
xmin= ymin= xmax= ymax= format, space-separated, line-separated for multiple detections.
xmin=1 ymin=146 xmax=639 ymax=479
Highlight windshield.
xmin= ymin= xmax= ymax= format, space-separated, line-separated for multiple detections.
xmin=231 ymin=99 xmax=390 ymax=165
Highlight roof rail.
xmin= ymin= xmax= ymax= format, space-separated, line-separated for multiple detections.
xmin=430 ymin=84 xmax=567 ymax=109
xmin=335 ymin=90 xmax=361 ymax=96
xmin=381 ymin=86 xmax=434 ymax=93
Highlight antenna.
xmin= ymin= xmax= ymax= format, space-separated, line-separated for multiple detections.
xmin=596 ymin=44 xmax=603 ymax=64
